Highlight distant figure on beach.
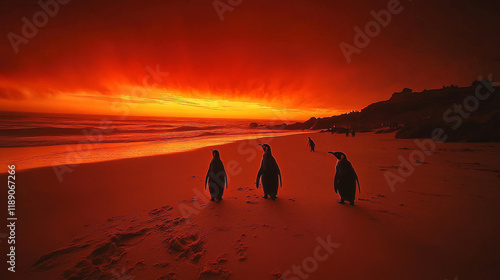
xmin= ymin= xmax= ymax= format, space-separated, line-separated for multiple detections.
xmin=345 ymin=129 xmax=349 ymax=137
xmin=307 ymin=137 xmax=316 ymax=152
xmin=351 ymin=128 xmax=356 ymax=137
xmin=331 ymin=125 xmax=335 ymax=134
xmin=256 ymin=144 xmax=282 ymax=200
xmin=328 ymin=152 xmax=360 ymax=205
xmin=205 ymin=149 xmax=228 ymax=201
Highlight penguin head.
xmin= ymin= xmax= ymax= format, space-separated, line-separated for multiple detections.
xmin=328 ymin=151 xmax=346 ymax=160
xmin=210 ymin=149 xmax=220 ymax=158
xmin=259 ymin=144 xmax=271 ymax=153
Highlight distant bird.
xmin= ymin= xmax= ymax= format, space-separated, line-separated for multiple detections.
xmin=205 ymin=149 xmax=228 ymax=201
xmin=256 ymin=144 xmax=282 ymax=200
xmin=328 ymin=152 xmax=360 ymax=205
xmin=351 ymin=129 xmax=356 ymax=137
xmin=307 ymin=137 xmax=316 ymax=152
xmin=345 ymin=129 xmax=349 ymax=137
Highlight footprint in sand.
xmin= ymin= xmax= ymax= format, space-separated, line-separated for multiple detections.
xmin=234 ymin=234 xmax=248 ymax=261
xmin=164 ymin=232 xmax=205 ymax=263
xmin=199 ymin=255 xmax=231 ymax=280
xmin=149 ymin=206 xmax=174 ymax=216
xmin=157 ymin=272 xmax=178 ymax=280
xmin=31 ymin=204 xmax=204 ymax=280
xmin=153 ymin=261 xmax=170 ymax=268
xmin=237 ymin=187 xmax=253 ymax=192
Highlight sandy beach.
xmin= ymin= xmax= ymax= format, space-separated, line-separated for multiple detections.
xmin=2 ymin=132 xmax=500 ymax=280
xmin=2 ymin=0 xmax=499 ymax=279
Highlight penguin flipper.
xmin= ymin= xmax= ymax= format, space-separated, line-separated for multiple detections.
xmin=278 ymin=167 xmax=282 ymax=188
xmin=204 ymin=169 xmax=210 ymax=190
xmin=334 ymin=171 xmax=339 ymax=193
xmin=256 ymin=167 xmax=263 ymax=189
xmin=224 ymin=170 xmax=228 ymax=189
xmin=353 ymin=170 xmax=360 ymax=194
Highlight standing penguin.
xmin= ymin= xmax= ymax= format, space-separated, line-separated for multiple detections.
xmin=328 ymin=152 xmax=360 ymax=205
xmin=204 ymin=149 xmax=228 ymax=201
xmin=307 ymin=137 xmax=316 ymax=152
xmin=256 ymin=144 xmax=282 ymax=200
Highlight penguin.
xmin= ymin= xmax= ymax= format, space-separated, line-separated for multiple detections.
xmin=328 ymin=152 xmax=360 ymax=205
xmin=307 ymin=137 xmax=316 ymax=152
xmin=256 ymin=144 xmax=282 ymax=200
xmin=204 ymin=149 xmax=228 ymax=201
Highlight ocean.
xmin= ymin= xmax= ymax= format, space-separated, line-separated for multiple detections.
xmin=0 ymin=112 xmax=306 ymax=171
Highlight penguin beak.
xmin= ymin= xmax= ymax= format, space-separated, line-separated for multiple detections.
xmin=328 ymin=151 xmax=341 ymax=160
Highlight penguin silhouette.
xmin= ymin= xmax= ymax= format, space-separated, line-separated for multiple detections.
xmin=328 ymin=152 xmax=360 ymax=205
xmin=204 ymin=149 xmax=228 ymax=201
xmin=256 ymin=144 xmax=282 ymax=200
xmin=307 ymin=137 xmax=316 ymax=152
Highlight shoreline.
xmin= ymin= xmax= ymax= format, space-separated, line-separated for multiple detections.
xmin=0 ymin=130 xmax=311 ymax=173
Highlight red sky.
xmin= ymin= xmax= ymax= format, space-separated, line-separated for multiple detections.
xmin=0 ymin=0 xmax=499 ymax=120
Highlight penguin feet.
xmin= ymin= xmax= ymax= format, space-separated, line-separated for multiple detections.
xmin=338 ymin=199 xmax=345 ymax=204
xmin=210 ymin=198 xmax=215 ymax=201
xmin=262 ymin=195 xmax=268 ymax=199
xmin=271 ymin=195 xmax=277 ymax=201
xmin=349 ymin=201 xmax=355 ymax=206
xmin=218 ymin=197 xmax=223 ymax=201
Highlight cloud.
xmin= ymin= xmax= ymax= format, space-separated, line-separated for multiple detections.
xmin=0 ymin=87 xmax=26 ymax=100
xmin=0 ymin=0 xmax=499 ymax=116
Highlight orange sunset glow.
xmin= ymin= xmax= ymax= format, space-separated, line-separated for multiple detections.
xmin=1 ymin=1 xmax=500 ymax=280
xmin=1 ymin=0 xmax=499 ymax=120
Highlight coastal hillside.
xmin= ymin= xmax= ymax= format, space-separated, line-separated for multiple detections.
xmin=277 ymin=80 xmax=500 ymax=142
